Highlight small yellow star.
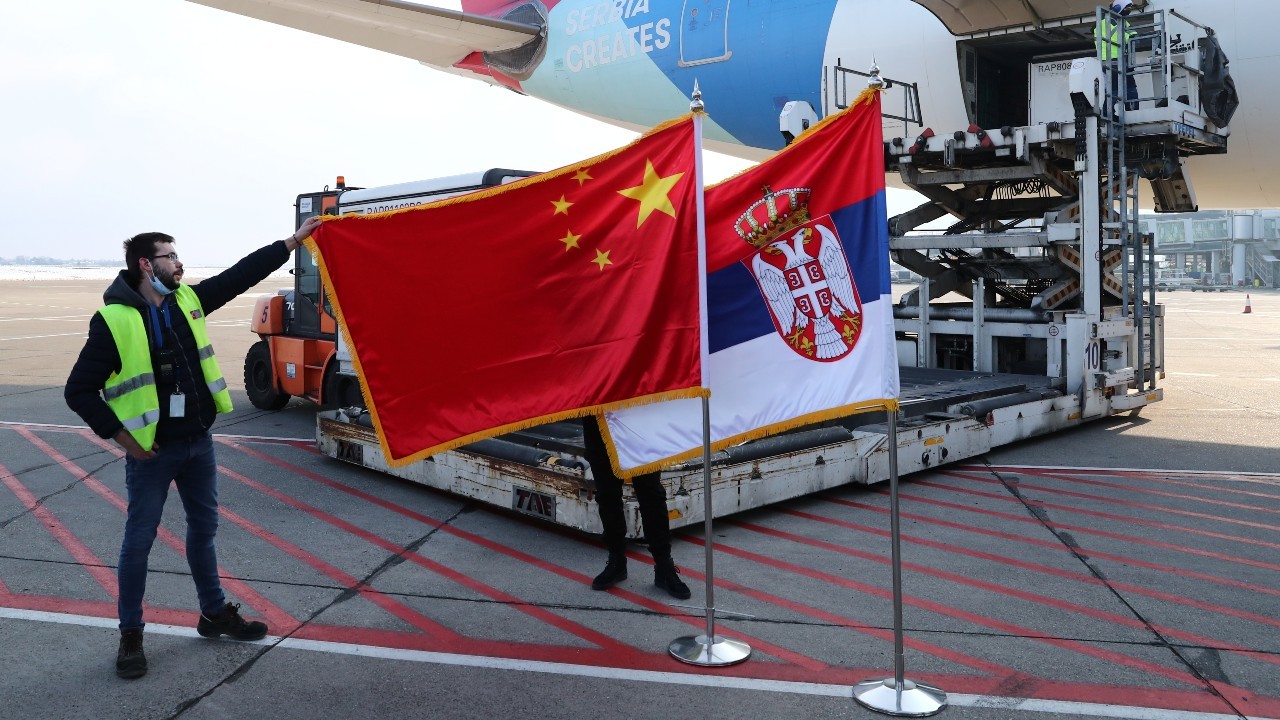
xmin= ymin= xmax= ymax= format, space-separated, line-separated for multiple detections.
xmin=551 ymin=195 xmax=573 ymax=215
xmin=559 ymin=230 xmax=581 ymax=251
xmin=618 ymin=160 xmax=684 ymax=228
xmin=573 ymin=168 xmax=593 ymax=185
xmin=592 ymin=249 xmax=613 ymax=271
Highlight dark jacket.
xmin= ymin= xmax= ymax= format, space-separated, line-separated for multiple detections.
xmin=64 ymin=241 xmax=292 ymax=444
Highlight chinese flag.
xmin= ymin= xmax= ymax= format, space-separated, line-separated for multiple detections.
xmin=307 ymin=116 xmax=704 ymax=467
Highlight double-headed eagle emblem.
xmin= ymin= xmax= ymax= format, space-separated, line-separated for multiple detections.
xmin=737 ymin=187 xmax=863 ymax=361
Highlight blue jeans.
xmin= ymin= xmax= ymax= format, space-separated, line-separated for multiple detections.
xmin=118 ymin=434 xmax=225 ymax=630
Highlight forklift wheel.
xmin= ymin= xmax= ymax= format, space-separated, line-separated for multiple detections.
xmin=244 ymin=341 xmax=290 ymax=411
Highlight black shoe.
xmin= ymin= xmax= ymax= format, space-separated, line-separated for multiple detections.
xmin=591 ymin=555 xmax=628 ymax=590
xmin=654 ymin=563 xmax=691 ymax=600
xmin=116 ymin=628 xmax=147 ymax=679
xmin=197 ymin=602 xmax=268 ymax=641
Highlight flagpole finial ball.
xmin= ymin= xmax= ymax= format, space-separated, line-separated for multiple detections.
xmin=867 ymin=64 xmax=885 ymax=89
xmin=690 ymin=80 xmax=704 ymax=112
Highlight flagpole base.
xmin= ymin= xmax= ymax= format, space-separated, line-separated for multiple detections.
xmin=852 ymin=678 xmax=947 ymax=717
xmin=668 ymin=635 xmax=751 ymax=667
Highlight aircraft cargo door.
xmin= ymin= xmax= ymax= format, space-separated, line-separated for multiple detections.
xmin=679 ymin=0 xmax=730 ymax=66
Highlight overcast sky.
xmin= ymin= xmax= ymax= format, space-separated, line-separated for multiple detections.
xmin=0 ymin=1 xmax=913 ymax=266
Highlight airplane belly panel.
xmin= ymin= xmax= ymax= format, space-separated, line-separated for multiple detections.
xmin=523 ymin=0 xmax=841 ymax=151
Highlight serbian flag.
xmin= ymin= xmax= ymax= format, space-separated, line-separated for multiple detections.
xmin=307 ymin=116 xmax=705 ymax=467
xmin=603 ymin=90 xmax=898 ymax=476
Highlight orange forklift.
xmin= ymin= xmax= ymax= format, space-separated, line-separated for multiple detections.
xmin=244 ymin=177 xmax=352 ymax=410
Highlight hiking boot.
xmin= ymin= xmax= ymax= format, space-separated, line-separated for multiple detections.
xmin=654 ymin=561 xmax=691 ymax=600
xmin=197 ymin=602 xmax=268 ymax=641
xmin=591 ymin=554 xmax=628 ymax=591
xmin=116 ymin=628 xmax=147 ymax=679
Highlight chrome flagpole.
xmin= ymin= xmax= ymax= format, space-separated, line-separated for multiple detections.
xmin=853 ymin=66 xmax=944 ymax=715
xmin=851 ymin=417 xmax=946 ymax=714
xmin=669 ymin=82 xmax=750 ymax=667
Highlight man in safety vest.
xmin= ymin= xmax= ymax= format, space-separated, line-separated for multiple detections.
xmin=65 ymin=216 xmax=321 ymax=679
xmin=1095 ymin=0 xmax=1140 ymax=112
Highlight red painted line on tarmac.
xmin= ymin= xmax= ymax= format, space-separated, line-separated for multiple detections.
xmin=714 ymin=523 xmax=1208 ymax=688
xmin=669 ymin=540 xmax=1024 ymax=679
xmin=806 ymin=502 xmax=1280 ymax=631
xmin=0 ymin=460 xmax=118 ymax=597
xmin=919 ymin=477 xmax=1280 ymax=576
xmin=769 ymin=509 xmax=1280 ymax=670
xmin=848 ymin=489 xmax=1280 ymax=599
xmin=210 ymin=473 xmax=463 ymax=644
xmin=285 ymin=621 xmax=669 ymax=671
xmin=971 ymin=465 xmax=1280 ymax=503
xmin=1008 ymin=467 xmax=1280 ymax=517
xmin=947 ymin=470 xmax=1280 ymax=536
xmin=0 ymin=589 xmax=230 ymax=629
xmin=219 ymin=439 xmax=828 ymax=671
xmin=0 ymin=591 xmax=119 ymax=620
xmin=20 ymin=428 xmax=300 ymax=633
xmin=203 ymin=441 xmax=1280 ymax=712
xmin=11 ymin=596 xmax=1279 ymax=717
xmin=217 ymin=464 xmax=635 ymax=655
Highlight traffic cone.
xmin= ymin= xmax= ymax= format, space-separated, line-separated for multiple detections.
xmin=1243 ymin=294 xmax=1252 ymax=314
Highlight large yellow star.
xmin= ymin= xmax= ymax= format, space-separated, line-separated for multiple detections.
xmin=618 ymin=161 xmax=684 ymax=228
xmin=551 ymin=195 xmax=573 ymax=215
xmin=592 ymin=249 xmax=613 ymax=271
xmin=559 ymin=230 xmax=581 ymax=251
xmin=573 ymin=168 xmax=593 ymax=185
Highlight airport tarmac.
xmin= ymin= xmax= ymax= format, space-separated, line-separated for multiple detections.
xmin=1 ymin=275 xmax=1277 ymax=720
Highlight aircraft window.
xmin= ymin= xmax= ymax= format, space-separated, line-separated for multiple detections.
xmin=679 ymin=1 xmax=730 ymax=67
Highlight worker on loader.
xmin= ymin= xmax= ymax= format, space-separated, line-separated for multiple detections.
xmin=1096 ymin=0 xmax=1139 ymax=111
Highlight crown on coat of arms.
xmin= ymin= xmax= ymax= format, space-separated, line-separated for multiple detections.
xmin=735 ymin=185 xmax=812 ymax=248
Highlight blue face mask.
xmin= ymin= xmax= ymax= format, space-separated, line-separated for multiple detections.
xmin=148 ymin=269 xmax=175 ymax=296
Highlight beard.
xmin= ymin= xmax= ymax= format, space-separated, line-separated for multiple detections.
xmin=155 ymin=266 xmax=182 ymax=290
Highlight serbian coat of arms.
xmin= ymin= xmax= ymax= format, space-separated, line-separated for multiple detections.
xmin=736 ymin=187 xmax=863 ymax=361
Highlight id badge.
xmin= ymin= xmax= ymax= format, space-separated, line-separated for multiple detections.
xmin=169 ymin=391 xmax=186 ymax=418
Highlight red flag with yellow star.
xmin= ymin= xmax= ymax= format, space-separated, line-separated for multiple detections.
xmin=307 ymin=116 xmax=704 ymax=467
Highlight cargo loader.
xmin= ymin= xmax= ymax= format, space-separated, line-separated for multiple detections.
xmin=300 ymin=6 xmax=1229 ymax=536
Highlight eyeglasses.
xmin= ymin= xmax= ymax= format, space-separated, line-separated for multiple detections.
xmin=149 ymin=252 xmax=180 ymax=262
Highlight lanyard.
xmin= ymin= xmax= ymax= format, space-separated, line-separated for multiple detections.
xmin=147 ymin=301 xmax=172 ymax=349
xmin=147 ymin=301 xmax=186 ymax=386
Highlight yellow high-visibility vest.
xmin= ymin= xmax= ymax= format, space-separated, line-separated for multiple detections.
xmin=1094 ymin=17 xmax=1136 ymax=62
xmin=99 ymin=286 xmax=232 ymax=448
